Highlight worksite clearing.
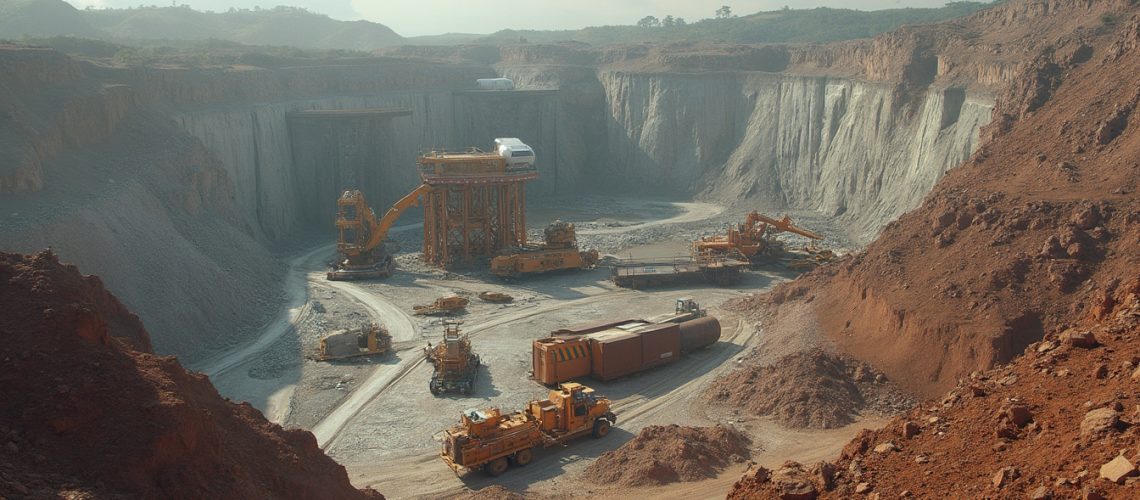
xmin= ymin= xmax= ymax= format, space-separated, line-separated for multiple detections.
xmin=199 ymin=192 xmax=866 ymax=498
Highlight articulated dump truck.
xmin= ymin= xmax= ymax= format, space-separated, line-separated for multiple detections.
xmin=440 ymin=383 xmax=616 ymax=476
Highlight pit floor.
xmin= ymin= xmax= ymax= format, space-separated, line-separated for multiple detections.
xmin=202 ymin=197 xmax=871 ymax=499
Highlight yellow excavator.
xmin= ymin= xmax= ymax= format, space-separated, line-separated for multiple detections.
xmin=693 ymin=212 xmax=823 ymax=265
xmin=328 ymin=185 xmax=432 ymax=280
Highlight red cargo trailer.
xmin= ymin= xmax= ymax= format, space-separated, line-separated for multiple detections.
xmin=589 ymin=331 xmax=643 ymax=381
xmin=531 ymin=315 xmax=722 ymax=385
xmin=635 ymin=323 xmax=681 ymax=370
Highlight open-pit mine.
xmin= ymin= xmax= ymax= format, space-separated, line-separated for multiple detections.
xmin=3 ymin=0 xmax=1140 ymax=498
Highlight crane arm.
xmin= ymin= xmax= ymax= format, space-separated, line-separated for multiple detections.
xmin=363 ymin=183 xmax=432 ymax=252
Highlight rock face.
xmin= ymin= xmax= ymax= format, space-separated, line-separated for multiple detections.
xmin=0 ymin=251 xmax=380 ymax=499
xmin=595 ymin=72 xmax=991 ymax=242
xmin=0 ymin=48 xmax=284 ymax=360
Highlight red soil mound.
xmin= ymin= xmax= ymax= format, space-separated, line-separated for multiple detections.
xmin=583 ymin=424 xmax=751 ymax=487
xmin=0 ymin=250 xmax=380 ymax=499
xmin=462 ymin=485 xmax=526 ymax=499
xmin=704 ymin=350 xmax=913 ymax=429
xmin=729 ymin=274 xmax=1140 ymax=499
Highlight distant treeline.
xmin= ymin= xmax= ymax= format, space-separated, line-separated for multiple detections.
xmin=472 ymin=2 xmax=998 ymax=46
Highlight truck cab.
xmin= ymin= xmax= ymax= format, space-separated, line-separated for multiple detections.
xmin=528 ymin=382 xmax=616 ymax=438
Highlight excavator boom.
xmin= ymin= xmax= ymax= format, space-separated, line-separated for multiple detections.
xmin=745 ymin=212 xmax=824 ymax=240
xmin=364 ymin=184 xmax=432 ymax=254
xmin=328 ymin=184 xmax=432 ymax=281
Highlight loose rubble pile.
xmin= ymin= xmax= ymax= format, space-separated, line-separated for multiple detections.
xmin=462 ymin=485 xmax=527 ymax=499
xmin=583 ymin=424 xmax=751 ymax=486
xmin=705 ymin=350 xmax=914 ymax=429
xmin=0 ymin=251 xmax=380 ymax=499
xmin=729 ymin=275 xmax=1140 ymax=499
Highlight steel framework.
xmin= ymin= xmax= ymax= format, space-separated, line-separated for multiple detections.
xmin=417 ymin=150 xmax=535 ymax=267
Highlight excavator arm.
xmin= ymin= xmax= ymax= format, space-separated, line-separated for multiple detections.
xmin=362 ymin=183 xmax=432 ymax=253
xmin=745 ymin=212 xmax=824 ymax=240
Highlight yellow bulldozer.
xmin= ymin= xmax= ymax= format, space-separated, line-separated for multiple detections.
xmin=327 ymin=185 xmax=431 ymax=280
xmin=311 ymin=323 xmax=392 ymax=361
xmin=439 ymin=382 xmax=616 ymax=476
xmin=490 ymin=220 xmax=599 ymax=277
xmin=413 ymin=296 xmax=469 ymax=316
xmin=693 ymin=212 xmax=823 ymax=266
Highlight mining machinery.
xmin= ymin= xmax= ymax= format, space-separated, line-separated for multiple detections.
xmin=439 ymin=382 xmax=616 ymax=476
xmin=310 ymin=323 xmax=391 ymax=362
xmin=327 ymin=185 xmax=431 ymax=280
xmin=413 ymin=296 xmax=469 ymax=316
xmin=489 ymin=220 xmax=600 ymax=277
xmin=425 ymin=321 xmax=481 ymax=395
xmin=693 ymin=212 xmax=824 ymax=265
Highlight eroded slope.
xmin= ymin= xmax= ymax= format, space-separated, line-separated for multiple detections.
xmin=739 ymin=4 xmax=1140 ymax=400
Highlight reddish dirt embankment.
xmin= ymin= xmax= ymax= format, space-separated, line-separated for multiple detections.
xmin=737 ymin=3 xmax=1140 ymax=400
xmin=583 ymin=424 xmax=751 ymax=487
xmin=729 ymin=275 xmax=1140 ymax=499
xmin=0 ymin=250 xmax=380 ymax=499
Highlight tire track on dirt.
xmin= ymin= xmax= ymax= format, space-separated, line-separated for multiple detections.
xmin=314 ymin=291 xmax=629 ymax=450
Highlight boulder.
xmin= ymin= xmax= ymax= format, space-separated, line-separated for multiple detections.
xmin=1061 ymin=330 xmax=1099 ymax=348
xmin=1099 ymin=455 xmax=1137 ymax=484
xmin=778 ymin=480 xmax=817 ymax=500
xmin=1080 ymin=408 xmax=1119 ymax=437
xmin=1006 ymin=405 xmax=1034 ymax=427
xmin=993 ymin=466 xmax=1020 ymax=488
xmin=1093 ymin=363 xmax=1108 ymax=379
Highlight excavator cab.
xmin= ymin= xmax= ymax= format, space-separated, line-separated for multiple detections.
xmin=676 ymin=297 xmax=701 ymax=315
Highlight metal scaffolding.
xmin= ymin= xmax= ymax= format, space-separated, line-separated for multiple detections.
xmin=417 ymin=150 xmax=535 ymax=267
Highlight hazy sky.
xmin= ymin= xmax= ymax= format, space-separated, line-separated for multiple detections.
xmin=65 ymin=1 xmax=959 ymax=37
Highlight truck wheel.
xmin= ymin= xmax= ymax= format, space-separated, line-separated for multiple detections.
xmin=513 ymin=448 xmax=534 ymax=467
xmin=484 ymin=457 xmax=509 ymax=476
xmin=592 ymin=418 xmax=611 ymax=438
xmin=429 ymin=381 xmax=440 ymax=395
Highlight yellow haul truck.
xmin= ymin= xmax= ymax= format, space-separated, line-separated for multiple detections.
xmin=439 ymin=382 xmax=616 ymax=476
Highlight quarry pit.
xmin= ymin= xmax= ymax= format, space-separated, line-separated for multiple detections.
xmin=8 ymin=1 xmax=1140 ymax=498
xmin=0 ymin=31 xmax=989 ymax=498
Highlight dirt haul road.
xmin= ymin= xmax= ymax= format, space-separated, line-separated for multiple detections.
xmin=574 ymin=201 xmax=724 ymax=235
xmin=201 ymin=223 xmax=423 ymax=423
